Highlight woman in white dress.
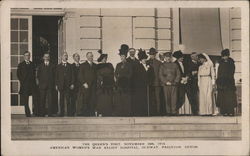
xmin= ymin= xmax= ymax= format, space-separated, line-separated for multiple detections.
xmin=198 ymin=53 xmax=216 ymax=115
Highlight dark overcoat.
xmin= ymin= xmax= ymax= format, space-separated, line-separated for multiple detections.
xmin=96 ymin=63 xmax=115 ymax=116
xmin=174 ymin=60 xmax=186 ymax=110
xmin=113 ymin=61 xmax=132 ymax=116
xmin=78 ymin=61 xmax=97 ymax=87
xmin=55 ymin=62 xmax=75 ymax=91
xmin=37 ymin=62 xmax=56 ymax=90
xmin=131 ymin=63 xmax=154 ymax=116
xmin=71 ymin=63 xmax=81 ymax=92
xmin=17 ymin=61 xmax=36 ymax=95
xmin=216 ymin=58 xmax=237 ymax=114
xmin=147 ymin=58 xmax=162 ymax=86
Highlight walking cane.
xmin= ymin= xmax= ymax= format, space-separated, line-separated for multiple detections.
xmin=147 ymin=85 xmax=150 ymax=116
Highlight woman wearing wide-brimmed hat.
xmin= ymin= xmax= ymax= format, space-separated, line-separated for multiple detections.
xmin=113 ymin=44 xmax=133 ymax=116
xmin=95 ymin=50 xmax=115 ymax=117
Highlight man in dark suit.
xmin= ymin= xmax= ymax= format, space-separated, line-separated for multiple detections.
xmin=69 ymin=53 xmax=81 ymax=116
xmin=185 ymin=52 xmax=200 ymax=115
xmin=146 ymin=48 xmax=163 ymax=116
xmin=173 ymin=50 xmax=187 ymax=112
xmin=126 ymin=48 xmax=140 ymax=87
xmin=78 ymin=52 xmax=97 ymax=116
xmin=37 ymin=53 xmax=56 ymax=117
xmin=126 ymin=48 xmax=140 ymax=113
xmin=55 ymin=52 xmax=75 ymax=117
xmin=17 ymin=51 xmax=36 ymax=117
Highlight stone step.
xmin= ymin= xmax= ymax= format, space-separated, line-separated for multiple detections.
xmin=12 ymin=123 xmax=241 ymax=132
xmin=12 ymin=130 xmax=241 ymax=140
xmin=11 ymin=116 xmax=241 ymax=125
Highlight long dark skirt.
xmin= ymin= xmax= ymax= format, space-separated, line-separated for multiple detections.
xmin=76 ymin=86 xmax=96 ymax=116
xmin=95 ymin=89 xmax=113 ymax=116
xmin=113 ymin=89 xmax=131 ymax=116
xmin=131 ymin=87 xmax=148 ymax=116
xmin=148 ymin=86 xmax=165 ymax=116
xmin=217 ymin=89 xmax=237 ymax=115
xmin=176 ymin=84 xmax=186 ymax=110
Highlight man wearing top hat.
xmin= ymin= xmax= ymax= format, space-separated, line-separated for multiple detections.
xmin=173 ymin=50 xmax=187 ymax=112
xmin=159 ymin=52 xmax=181 ymax=115
xmin=146 ymin=48 xmax=164 ymax=116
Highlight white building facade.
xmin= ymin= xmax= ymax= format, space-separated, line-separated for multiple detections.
xmin=10 ymin=8 xmax=241 ymax=114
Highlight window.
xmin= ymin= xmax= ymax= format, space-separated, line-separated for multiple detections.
xmin=10 ymin=17 xmax=31 ymax=106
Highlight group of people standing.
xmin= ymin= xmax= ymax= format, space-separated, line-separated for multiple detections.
xmin=17 ymin=44 xmax=238 ymax=117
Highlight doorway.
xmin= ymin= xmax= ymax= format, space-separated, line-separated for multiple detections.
xmin=32 ymin=16 xmax=61 ymax=66
xmin=32 ymin=16 xmax=62 ymax=115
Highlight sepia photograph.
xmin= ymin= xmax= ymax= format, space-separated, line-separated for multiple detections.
xmin=1 ymin=0 xmax=249 ymax=155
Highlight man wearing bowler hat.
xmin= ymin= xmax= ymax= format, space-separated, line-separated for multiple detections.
xmin=147 ymin=48 xmax=164 ymax=116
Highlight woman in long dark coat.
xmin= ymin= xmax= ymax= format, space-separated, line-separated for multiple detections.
xmin=113 ymin=44 xmax=132 ymax=116
xmin=95 ymin=50 xmax=115 ymax=116
xmin=216 ymin=49 xmax=237 ymax=116
xmin=131 ymin=49 xmax=154 ymax=116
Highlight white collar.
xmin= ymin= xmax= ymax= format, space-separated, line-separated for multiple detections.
xmin=62 ymin=61 xmax=67 ymax=64
xmin=140 ymin=61 xmax=145 ymax=64
xmin=141 ymin=62 xmax=148 ymax=69
xmin=87 ymin=60 xmax=93 ymax=64
xmin=192 ymin=60 xmax=197 ymax=63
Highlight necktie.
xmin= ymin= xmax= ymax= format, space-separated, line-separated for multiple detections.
xmin=26 ymin=61 xmax=30 ymax=65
